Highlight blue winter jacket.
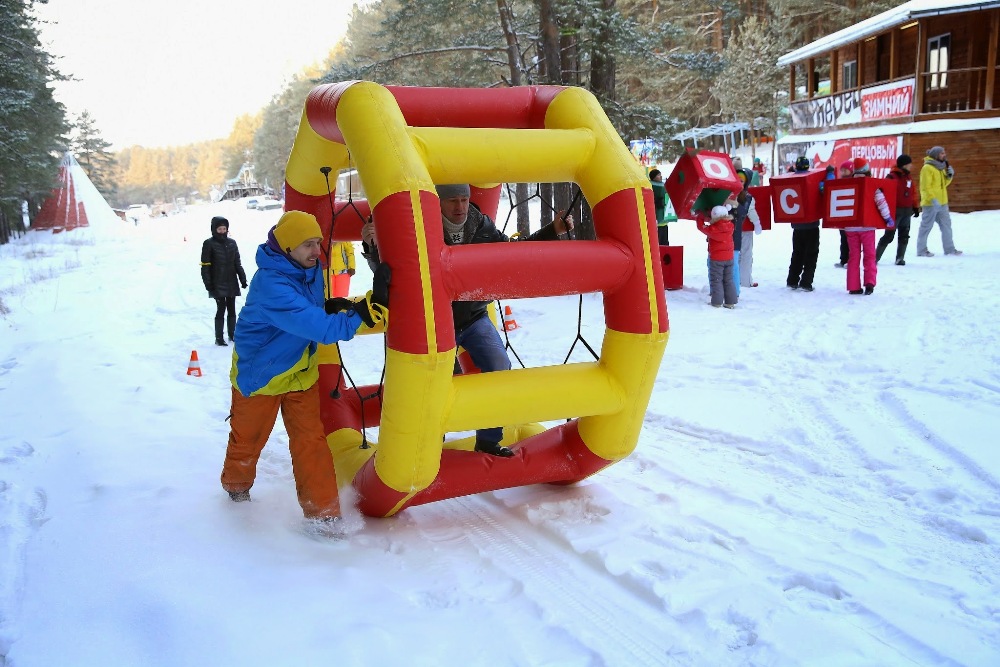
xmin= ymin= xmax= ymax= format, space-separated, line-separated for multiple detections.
xmin=230 ymin=243 xmax=363 ymax=397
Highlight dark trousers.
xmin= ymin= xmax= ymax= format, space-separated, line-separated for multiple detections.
xmin=876 ymin=208 xmax=912 ymax=262
xmin=454 ymin=316 xmax=512 ymax=444
xmin=215 ymin=297 xmax=237 ymax=341
xmin=787 ymin=228 xmax=820 ymax=288
xmin=657 ymin=224 xmax=669 ymax=246
xmin=839 ymin=230 xmax=849 ymax=264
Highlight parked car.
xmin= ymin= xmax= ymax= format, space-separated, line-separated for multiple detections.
xmin=256 ymin=198 xmax=283 ymax=211
xmin=245 ymin=198 xmax=260 ymax=209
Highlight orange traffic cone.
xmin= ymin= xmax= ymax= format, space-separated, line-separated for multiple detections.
xmin=502 ymin=305 xmax=519 ymax=332
xmin=186 ymin=350 xmax=202 ymax=377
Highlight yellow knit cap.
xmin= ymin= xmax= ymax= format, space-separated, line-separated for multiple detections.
xmin=273 ymin=210 xmax=322 ymax=251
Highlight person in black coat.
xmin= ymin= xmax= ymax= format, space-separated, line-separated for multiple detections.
xmin=201 ymin=216 xmax=248 ymax=346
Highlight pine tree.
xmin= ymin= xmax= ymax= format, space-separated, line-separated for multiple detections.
xmin=711 ymin=16 xmax=784 ymax=157
xmin=71 ymin=111 xmax=118 ymax=199
xmin=0 ymin=0 xmax=70 ymax=243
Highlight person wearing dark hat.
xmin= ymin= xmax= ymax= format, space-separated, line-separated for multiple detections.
xmin=785 ymin=156 xmax=821 ymax=291
xmin=876 ymin=154 xmax=917 ymax=265
xmin=221 ymin=210 xmax=390 ymax=533
xmin=844 ymin=158 xmax=894 ymax=295
xmin=201 ymin=216 xmax=248 ymax=346
xmin=916 ymin=145 xmax=961 ymax=257
xmin=440 ymin=183 xmax=574 ymax=456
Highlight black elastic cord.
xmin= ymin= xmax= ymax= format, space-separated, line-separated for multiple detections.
xmin=319 ymin=163 xmax=389 ymax=450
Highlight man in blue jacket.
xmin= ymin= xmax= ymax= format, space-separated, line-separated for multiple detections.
xmin=221 ymin=210 xmax=389 ymax=529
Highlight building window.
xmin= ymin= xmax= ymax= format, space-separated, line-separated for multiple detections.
xmin=843 ymin=60 xmax=858 ymax=89
xmin=928 ymin=33 xmax=950 ymax=89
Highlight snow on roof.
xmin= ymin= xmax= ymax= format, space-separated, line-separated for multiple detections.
xmin=777 ymin=0 xmax=1000 ymax=66
xmin=776 ymin=115 xmax=1000 ymax=144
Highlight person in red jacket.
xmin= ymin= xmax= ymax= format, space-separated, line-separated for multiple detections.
xmin=876 ymin=154 xmax=917 ymax=265
xmin=697 ymin=205 xmax=737 ymax=308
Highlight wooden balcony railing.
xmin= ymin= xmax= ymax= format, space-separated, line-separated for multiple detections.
xmin=920 ymin=67 xmax=998 ymax=114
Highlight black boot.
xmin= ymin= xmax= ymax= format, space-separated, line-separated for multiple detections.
xmin=474 ymin=439 xmax=515 ymax=457
xmin=216 ymin=337 xmax=228 ymax=346
xmin=228 ymin=490 xmax=251 ymax=502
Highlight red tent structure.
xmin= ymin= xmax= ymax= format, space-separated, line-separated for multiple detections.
xmin=33 ymin=153 xmax=118 ymax=233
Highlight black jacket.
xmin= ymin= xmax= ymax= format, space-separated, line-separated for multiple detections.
xmin=201 ymin=234 xmax=247 ymax=298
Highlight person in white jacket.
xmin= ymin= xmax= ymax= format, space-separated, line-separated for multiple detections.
xmin=731 ymin=169 xmax=763 ymax=289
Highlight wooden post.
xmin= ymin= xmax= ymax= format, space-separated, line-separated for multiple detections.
xmin=890 ymin=28 xmax=898 ymax=80
xmin=808 ymin=57 xmax=815 ymax=97
xmin=915 ymin=21 xmax=926 ymax=115
xmin=985 ymin=9 xmax=999 ymax=109
xmin=831 ymin=49 xmax=839 ymax=91
xmin=790 ymin=64 xmax=796 ymax=101
xmin=857 ymin=41 xmax=864 ymax=87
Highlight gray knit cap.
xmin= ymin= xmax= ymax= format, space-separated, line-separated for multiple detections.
xmin=927 ymin=146 xmax=946 ymax=160
xmin=436 ymin=184 xmax=471 ymax=199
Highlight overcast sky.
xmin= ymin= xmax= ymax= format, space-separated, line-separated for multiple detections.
xmin=36 ymin=0 xmax=361 ymax=149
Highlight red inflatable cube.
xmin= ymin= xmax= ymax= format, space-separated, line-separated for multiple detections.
xmin=746 ymin=185 xmax=772 ymax=232
xmin=822 ymin=178 xmax=897 ymax=229
xmin=659 ymin=245 xmax=683 ymax=291
xmin=770 ymin=169 xmax=826 ymax=223
xmin=664 ymin=150 xmax=742 ymax=219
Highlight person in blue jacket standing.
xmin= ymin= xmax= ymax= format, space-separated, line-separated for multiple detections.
xmin=220 ymin=210 xmax=390 ymax=531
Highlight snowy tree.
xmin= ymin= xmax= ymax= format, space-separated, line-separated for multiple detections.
xmin=71 ymin=111 xmax=118 ymax=199
xmin=711 ymin=16 xmax=784 ymax=158
xmin=0 ymin=0 xmax=69 ymax=243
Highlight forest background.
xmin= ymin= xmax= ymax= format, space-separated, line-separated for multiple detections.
xmin=1 ymin=0 xmax=901 ymax=244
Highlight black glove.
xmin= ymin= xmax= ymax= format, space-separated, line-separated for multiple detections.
xmin=324 ymin=297 xmax=354 ymax=314
xmin=350 ymin=263 xmax=391 ymax=327
xmin=912 ymin=207 xmax=920 ymax=217
xmin=241 ymin=281 xmax=248 ymax=289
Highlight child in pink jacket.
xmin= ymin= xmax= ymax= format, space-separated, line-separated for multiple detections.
xmin=697 ymin=205 xmax=737 ymax=308
xmin=846 ymin=158 xmax=895 ymax=295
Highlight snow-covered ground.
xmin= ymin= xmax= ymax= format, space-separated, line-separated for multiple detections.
xmin=1 ymin=197 xmax=997 ymax=666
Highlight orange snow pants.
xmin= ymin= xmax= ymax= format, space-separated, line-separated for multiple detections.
xmin=221 ymin=383 xmax=340 ymax=519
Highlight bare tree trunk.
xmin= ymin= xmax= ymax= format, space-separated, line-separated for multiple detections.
xmin=539 ymin=183 xmax=553 ymax=226
xmin=554 ymin=183 xmax=572 ymax=216
xmin=496 ymin=0 xmax=523 ymax=86
xmin=516 ymin=183 xmax=531 ymax=236
xmin=537 ymin=0 xmax=561 ymax=85
xmin=576 ymin=0 xmax=616 ymax=241
xmin=580 ymin=197 xmax=594 ymax=241
xmin=590 ymin=0 xmax=616 ymax=106
xmin=560 ymin=29 xmax=579 ymax=86
xmin=496 ymin=0 xmax=533 ymax=232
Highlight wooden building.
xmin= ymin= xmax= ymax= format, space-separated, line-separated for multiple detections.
xmin=776 ymin=0 xmax=1000 ymax=212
